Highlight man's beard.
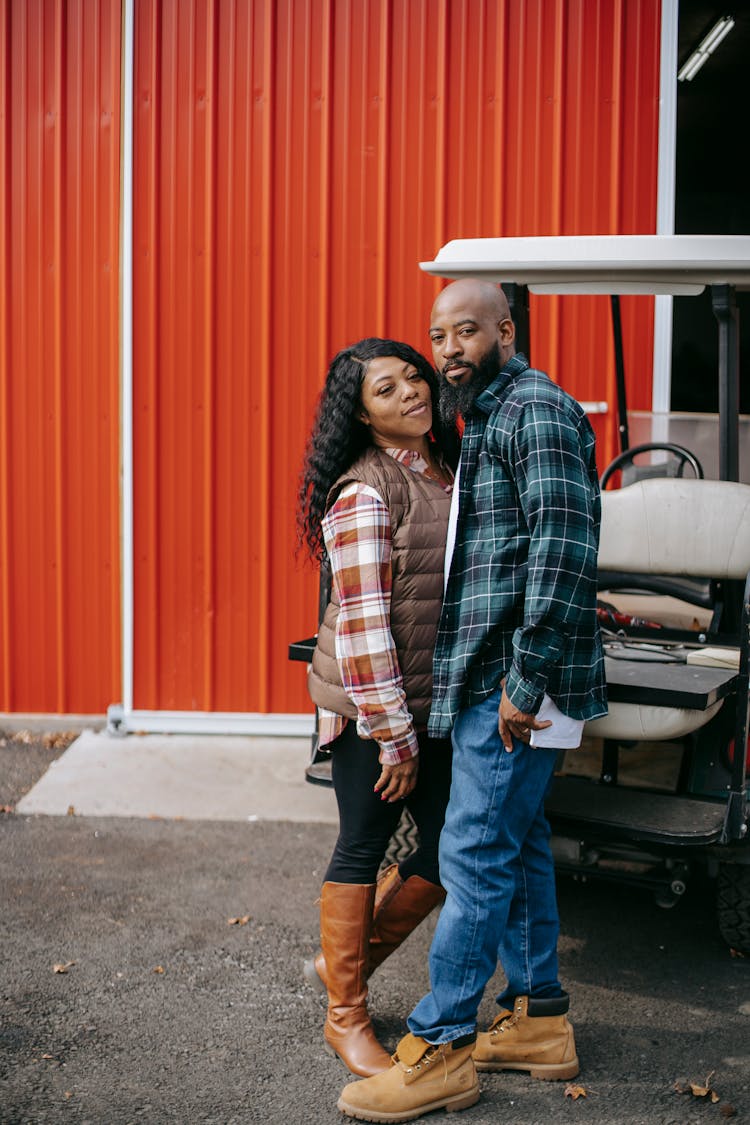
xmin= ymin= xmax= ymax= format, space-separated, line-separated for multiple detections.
xmin=438 ymin=341 xmax=502 ymax=427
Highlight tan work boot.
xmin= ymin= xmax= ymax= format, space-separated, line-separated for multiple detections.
xmin=320 ymin=881 xmax=392 ymax=1077
xmin=304 ymin=865 xmax=444 ymax=994
xmin=338 ymin=1032 xmax=479 ymax=1122
xmin=473 ymin=994 xmax=579 ymax=1081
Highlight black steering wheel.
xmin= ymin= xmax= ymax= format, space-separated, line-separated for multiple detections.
xmin=600 ymin=442 xmax=704 ymax=489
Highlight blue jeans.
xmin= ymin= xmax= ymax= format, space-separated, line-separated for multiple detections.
xmin=408 ymin=690 xmax=563 ymax=1043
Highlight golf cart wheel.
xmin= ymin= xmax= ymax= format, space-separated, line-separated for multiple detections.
xmin=382 ymin=809 xmax=419 ymax=869
xmin=717 ymin=863 xmax=750 ymax=955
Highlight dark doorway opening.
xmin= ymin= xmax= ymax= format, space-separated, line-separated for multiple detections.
xmin=672 ymin=3 xmax=750 ymax=414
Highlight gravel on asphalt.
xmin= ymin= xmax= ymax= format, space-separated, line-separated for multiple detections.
xmin=1 ymin=733 xmax=749 ymax=1125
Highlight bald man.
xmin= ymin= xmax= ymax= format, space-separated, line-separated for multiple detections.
xmin=338 ymin=281 xmax=607 ymax=1121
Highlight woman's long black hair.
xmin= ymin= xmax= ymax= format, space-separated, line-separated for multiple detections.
xmin=297 ymin=337 xmax=459 ymax=562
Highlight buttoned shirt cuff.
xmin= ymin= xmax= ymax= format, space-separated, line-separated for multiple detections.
xmin=504 ymin=663 xmax=545 ymax=715
xmin=368 ymin=727 xmax=420 ymax=767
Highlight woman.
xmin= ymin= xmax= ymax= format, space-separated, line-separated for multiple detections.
xmin=297 ymin=337 xmax=458 ymax=1078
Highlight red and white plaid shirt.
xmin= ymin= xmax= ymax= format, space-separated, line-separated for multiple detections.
xmin=317 ymin=447 xmax=453 ymax=765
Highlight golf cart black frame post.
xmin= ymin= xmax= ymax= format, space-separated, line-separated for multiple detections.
xmin=712 ymin=283 xmax=741 ymax=483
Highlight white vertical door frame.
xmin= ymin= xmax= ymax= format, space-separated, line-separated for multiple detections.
xmin=120 ymin=0 xmax=135 ymax=718
xmin=652 ymin=0 xmax=680 ymax=437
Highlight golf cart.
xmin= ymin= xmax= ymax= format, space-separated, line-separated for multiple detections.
xmin=291 ymin=235 xmax=750 ymax=954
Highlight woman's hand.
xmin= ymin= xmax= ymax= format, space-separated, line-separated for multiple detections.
xmin=374 ymin=757 xmax=418 ymax=803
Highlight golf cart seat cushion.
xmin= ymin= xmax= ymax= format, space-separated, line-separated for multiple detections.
xmin=598 ymin=479 xmax=750 ymax=580
xmin=585 ymin=699 xmax=723 ymax=742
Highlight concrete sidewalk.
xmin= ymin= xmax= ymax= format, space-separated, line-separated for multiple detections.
xmin=15 ymin=729 xmax=337 ymax=823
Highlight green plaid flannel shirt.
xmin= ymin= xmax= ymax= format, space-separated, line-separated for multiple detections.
xmin=428 ymin=354 xmax=607 ymax=738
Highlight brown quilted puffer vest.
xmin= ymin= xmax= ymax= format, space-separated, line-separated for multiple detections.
xmin=307 ymin=446 xmax=451 ymax=725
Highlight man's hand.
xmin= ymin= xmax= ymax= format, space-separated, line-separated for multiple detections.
xmin=374 ymin=757 xmax=418 ymax=802
xmin=498 ymin=681 xmax=552 ymax=752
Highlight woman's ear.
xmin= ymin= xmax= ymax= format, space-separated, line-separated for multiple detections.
xmin=358 ymin=408 xmax=370 ymax=426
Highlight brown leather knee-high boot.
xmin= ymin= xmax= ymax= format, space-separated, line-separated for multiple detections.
xmin=306 ymin=865 xmax=445 ymax=993
xmin=367 ymin=865 xmax=445 ymax=975
xmin=319 ymin=881 xmax=392 ymax=1077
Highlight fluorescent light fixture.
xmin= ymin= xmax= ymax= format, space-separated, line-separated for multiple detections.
xmin=678 ymin=15 xmax=735 ymax=81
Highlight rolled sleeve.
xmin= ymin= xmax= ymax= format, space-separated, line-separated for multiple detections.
xmin=323 ymin=485 xmax=419 ymax=761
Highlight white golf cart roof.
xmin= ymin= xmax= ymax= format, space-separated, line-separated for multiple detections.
xmin=420 ymin=234 xmax=750 ymax=296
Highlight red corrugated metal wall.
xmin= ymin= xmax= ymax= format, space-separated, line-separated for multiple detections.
xmin=1 ymin=0 xmax=660 ymax=717
xmin=0 ymin=0 xmax=121 ymax=713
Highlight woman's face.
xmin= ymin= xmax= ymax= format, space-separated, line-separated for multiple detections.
xmin=358 ymin=356 xmax=433 ymax=450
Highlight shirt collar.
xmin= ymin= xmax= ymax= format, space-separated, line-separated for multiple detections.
xmin=384 ymin=446 xmax=453 ymax=490
xmin=471 ymin=353 xmax=530 ymax=417
xmin=384 ymin=446 xmax=427 ymax=470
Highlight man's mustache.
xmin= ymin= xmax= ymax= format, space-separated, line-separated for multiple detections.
xmin=442 ymin=361 xmax=477 ymax=375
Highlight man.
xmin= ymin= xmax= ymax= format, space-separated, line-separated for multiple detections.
xmin=337 ymin=278 xmax=607 ymax=1122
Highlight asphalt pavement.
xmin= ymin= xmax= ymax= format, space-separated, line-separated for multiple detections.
xmin=2 ymin=729 xmax=749 ymax=1125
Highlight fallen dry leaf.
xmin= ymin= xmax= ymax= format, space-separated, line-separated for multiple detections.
xmin=690 ymin=1070 xmax=718 ymax=1101
xmin=64 ymin=1091 xmax=73 ymax=1100
xmin=1 ymin=804 xmax=14 ymax=814
xmin=675 ymin=1070 xmax=720 ymax=1103
xmin=227 ymin=914 xmax=251 ymax=926
xmin=564 ymin=1083 xmax=587 ymax=1100
xmin=53 ymin=962 xmax=75 ymax=974
xmin=66 ymin=806 xmax=76 ymax=817
xmin=729 ymin=948 xmax=746 ymax=959
xmin=41 ymin=1053 xmax=54 ymax=1060
xmin=691 ymin=1080 xmax=712 ymax=1097
xmin=152 ymin=965 xmax=165 ymax=974
xmin=12 ymin=730 xmax=35 ymax=744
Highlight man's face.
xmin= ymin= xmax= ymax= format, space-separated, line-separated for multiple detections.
xmin=429 ymin=288 xmax=515 ymax=419
xmin=436 ymin=340 xmax=503 ymax=423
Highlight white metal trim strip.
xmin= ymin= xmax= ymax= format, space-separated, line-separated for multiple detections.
xmin=106 ymin=706 xmax=315 ymax=737
xmin=120 ymin=0 xmax=135 ymax=714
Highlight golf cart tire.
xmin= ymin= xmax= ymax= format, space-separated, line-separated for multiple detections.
xmin=717 ymin=863 xmax=750 ymax=955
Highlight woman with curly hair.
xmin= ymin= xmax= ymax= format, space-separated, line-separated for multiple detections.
xmin=297 ymin=337 xmax=459 ymax=1078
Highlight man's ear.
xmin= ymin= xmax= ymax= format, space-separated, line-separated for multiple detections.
xmin=498 ymin=317 xmax=515 ymax=345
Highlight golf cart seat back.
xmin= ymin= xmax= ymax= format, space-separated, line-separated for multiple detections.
xmin=586 ymin=699 xmax=725 ymax=742
xmin=587 ymin=478 xmax=750 ymax=744
xmin=597 ymin=478 xmax=750 ymax=580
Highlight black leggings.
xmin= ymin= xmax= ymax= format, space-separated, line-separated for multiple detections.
xmin=324 ymin=722 xmax=453 ymax=887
